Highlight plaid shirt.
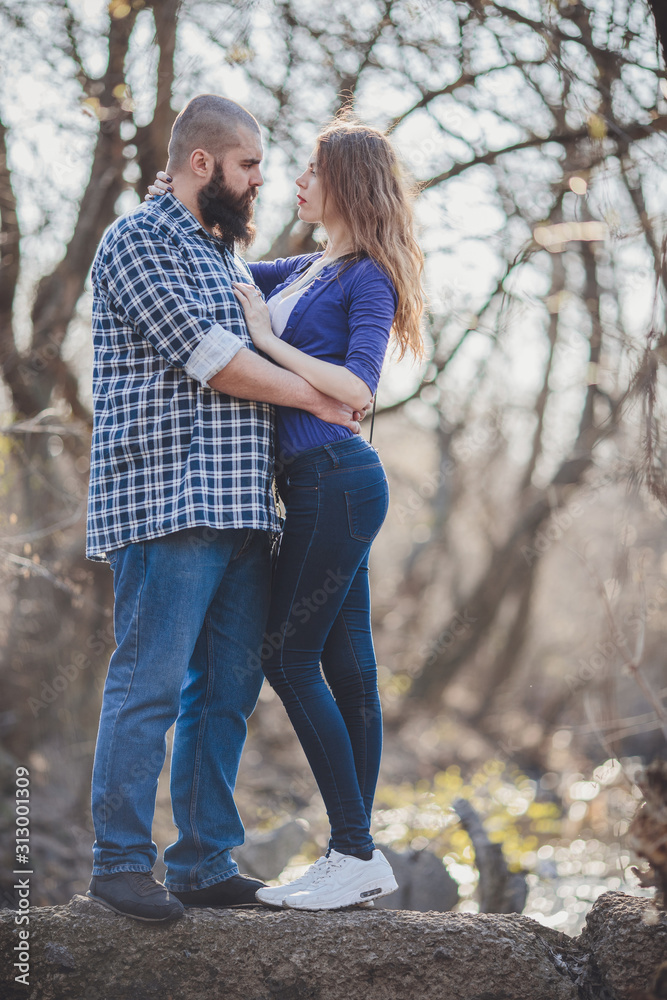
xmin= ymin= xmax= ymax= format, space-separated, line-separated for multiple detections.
xmin=86 ymin=193 xmax=279 ymax=562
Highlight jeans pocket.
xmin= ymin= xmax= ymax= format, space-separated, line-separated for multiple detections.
xmin=286 ymin=475 xmax=318 ymax=491
xmin=345 ymin=478 xmax=389 ymax=543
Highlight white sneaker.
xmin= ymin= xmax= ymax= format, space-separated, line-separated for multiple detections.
xmin=282 ymin=849 xmax=398 ymax=910
xmin=255 ymin=857 xmax=328 ymax=908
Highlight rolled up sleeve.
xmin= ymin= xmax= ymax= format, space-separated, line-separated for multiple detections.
xmin=185 ymin=323 xmax=242 ymax=385
xmin=105 ymin=230 xmax=242 ymax=386
xmin=345 ymin=262 xmax=397 ymax=395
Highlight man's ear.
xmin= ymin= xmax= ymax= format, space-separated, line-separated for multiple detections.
xmin=189 ymin=148 xmax=212 ymax=179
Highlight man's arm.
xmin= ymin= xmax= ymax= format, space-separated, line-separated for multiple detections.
xmin=208 ymin=348 xmax=361 ymax=431
xmin=103 ymin=230 xmax=362 ymax=429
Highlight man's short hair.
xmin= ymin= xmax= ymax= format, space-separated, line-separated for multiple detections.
xmin=167 ymin=94 xmax=260 ymax=172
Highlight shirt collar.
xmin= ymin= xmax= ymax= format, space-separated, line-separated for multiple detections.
xmin=150 ymin=192 xmax=234 ymax=251
xmin=148 ymin=191 xmax=200 ymax=233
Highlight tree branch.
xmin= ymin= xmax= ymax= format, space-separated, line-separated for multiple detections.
xmin=1 ymin=5 xmax=140 ymax=419
xmin=135 ymin=0 xmax=180 ymax=197
xmin=422 ymin=115 xmax=667 ymax=191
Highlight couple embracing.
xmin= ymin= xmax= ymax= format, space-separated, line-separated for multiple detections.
xmin=85 ymin=94 xmax=424 ymax=922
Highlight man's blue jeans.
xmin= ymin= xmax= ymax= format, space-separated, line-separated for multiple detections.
xmin=90 ymin=526 xmax=271 ymax=891
xmin=262 ymin=436 xmax=388 ymax=857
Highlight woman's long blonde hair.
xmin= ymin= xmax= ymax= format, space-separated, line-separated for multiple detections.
xmin=315 ymin=115 xmax=425 ymax=361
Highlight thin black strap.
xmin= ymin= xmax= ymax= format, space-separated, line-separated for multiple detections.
xmin=369 ymin=393 xmax=377 ymax=444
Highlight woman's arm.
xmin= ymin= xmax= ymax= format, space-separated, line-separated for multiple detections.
xmin=233 ymin=282 xmax=373 ymax=410
xmin=342 ymin=260 xmax=397 ymax=397
xmin=207 ymin=348 xmax=361 ymax=430
xmin=248 ymin=256 xmax=317 ymax=299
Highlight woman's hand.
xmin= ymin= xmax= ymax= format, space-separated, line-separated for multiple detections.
xmin=232 ymin=282 xmax=274 ymax=349
xmin=145 ymin=170 xmax=173 ymax=202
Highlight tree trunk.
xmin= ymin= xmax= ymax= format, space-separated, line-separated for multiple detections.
xmin=647 ymin=0 xmax=667 ymax=67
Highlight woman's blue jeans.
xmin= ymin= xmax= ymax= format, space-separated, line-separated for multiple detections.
xmin=90 ymin=526 xmax=271 ymax=891
xmin=262 ymin=436 xmax=389 ymax=856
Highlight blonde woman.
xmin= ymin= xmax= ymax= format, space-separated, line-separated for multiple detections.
xmin=149 ymin=117 xmax=424 ymax=910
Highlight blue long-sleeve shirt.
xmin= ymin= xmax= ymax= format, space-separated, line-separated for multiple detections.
xmin=249 ymin=253 xmax=397 ymax=460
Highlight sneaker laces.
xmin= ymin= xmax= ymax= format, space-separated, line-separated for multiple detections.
xmin=127 ymin=872 xmax=162 ymax=896
xmin=308 ymin=856 xmax=345 ymax=887
xmin=280 ymin=857 xmax=326 ymax=887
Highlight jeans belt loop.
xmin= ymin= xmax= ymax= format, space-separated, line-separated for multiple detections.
xmin=323 ymin=443 xmax=339 ymax=468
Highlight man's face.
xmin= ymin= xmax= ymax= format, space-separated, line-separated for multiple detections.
xmin=197 ymin=127 xmax=264 ymax=247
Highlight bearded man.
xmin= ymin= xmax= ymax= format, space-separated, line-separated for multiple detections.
xmin=85 ymin=94 xmax=359 ymax=922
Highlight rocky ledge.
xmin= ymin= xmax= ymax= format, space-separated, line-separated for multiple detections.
xmin=1 ymin=889 xmax=665 ymax=1000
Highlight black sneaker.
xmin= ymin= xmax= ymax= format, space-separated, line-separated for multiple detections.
xmin=86 ymin=871 xmax=184 ymax=922
xmin=172 ymin=873 xmax=266 ymax=908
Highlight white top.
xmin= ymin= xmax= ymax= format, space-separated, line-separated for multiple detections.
xmin=267 ymin=254 xmax=342 ymax=338
xmin=267 ymin=283 xmax=309 ymax=338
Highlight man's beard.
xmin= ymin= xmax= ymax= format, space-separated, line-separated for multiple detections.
xmin=197 ymin=161 xmax=257 ymax=249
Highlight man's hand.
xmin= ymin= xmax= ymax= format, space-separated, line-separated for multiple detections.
xmin=311 ymin=392 xmax=360 ymax=433
xmin=354 ymin=399 xmax=373 ymax=423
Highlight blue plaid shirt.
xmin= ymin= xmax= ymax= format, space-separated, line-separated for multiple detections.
xmin=86 ymin=193 xmax=279 ymax=562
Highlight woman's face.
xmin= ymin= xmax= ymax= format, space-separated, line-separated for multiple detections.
xmin=295 ymin=151 xmax=326 ymax=225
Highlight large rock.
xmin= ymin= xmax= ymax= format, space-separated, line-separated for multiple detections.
xmin=374 ymin=846 xmax=459 ymax=912
xmin=0 ymin=890 xmax=663 ymax=1000
xmin=231 ymin=820 xmax=307 ymax=882
xmin=578 ymin=890 xmax=667 ymax=1000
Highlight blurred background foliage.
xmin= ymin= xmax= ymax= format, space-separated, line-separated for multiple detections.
xmin=0 ymin=0 xmax=666 ymax=930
